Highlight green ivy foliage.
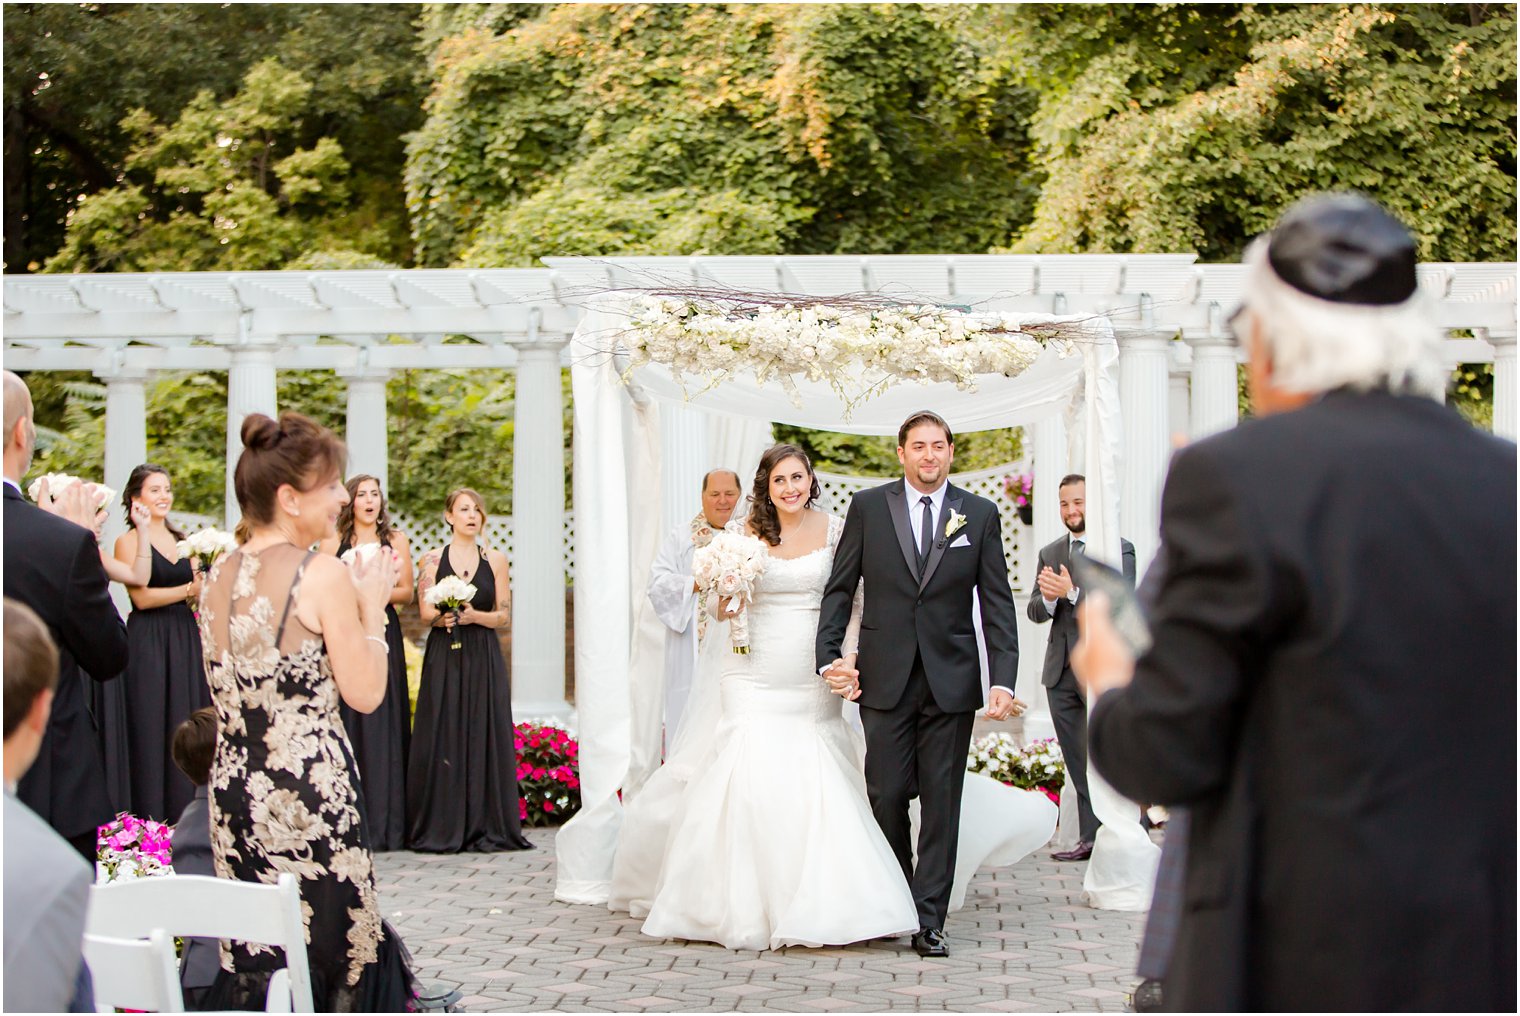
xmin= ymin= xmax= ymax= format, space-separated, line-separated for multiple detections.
xmin=405 ymin=3 xmax=1041 ymax=266
xmin=1001 ymin=4 xmax=1517 ymax=260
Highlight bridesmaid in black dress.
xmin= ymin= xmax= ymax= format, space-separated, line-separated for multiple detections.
xmin=407 ymin=488 xmax=532 ymax=853
xmin=318 ymin=474 xmax=413 ymax=851
xmin=112 ymin=463 xmax=209 ymax=820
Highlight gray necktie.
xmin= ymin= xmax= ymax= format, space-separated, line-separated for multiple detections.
xmin=918 ymin=496 xmax=935 ymax=572
xmin=1071 ymin=539 xmax=1085 ymax=558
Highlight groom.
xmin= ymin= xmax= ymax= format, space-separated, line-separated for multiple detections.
xmin=816 ymin=410 xmax=1025 ymax=957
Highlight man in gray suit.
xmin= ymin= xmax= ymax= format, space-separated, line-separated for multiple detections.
xmin=3 ymin=597 xmax=94 ymax=1013
xmin=1026 ymin=474 xmax=1135 ymax=862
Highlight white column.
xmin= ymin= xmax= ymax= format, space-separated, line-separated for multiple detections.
xmin=1489 ymin=333 xmax=1517 ymax=440
xmin=1167 ymin=341 xmax=1192 ymax=442
xmin=511 ymin=339 xmax=570 ymax=717
xmin=1017 ymin=414 xmax=1068 ymax=744
xmin=1117 ymin=329 xmax=1172 ymax=577
xmin=225 ymin=345 xmax=278 ymax=528
xmin=98 ymin=364 xmax=150 ymax=617
xmin=340 ymin=368 xmax=390 ymax=490
xmin=1187 ymin=334 xmax=1241 ymax=440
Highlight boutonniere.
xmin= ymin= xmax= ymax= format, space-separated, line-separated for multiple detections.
xmin=944 ymin=510 xmax=967 ymax=540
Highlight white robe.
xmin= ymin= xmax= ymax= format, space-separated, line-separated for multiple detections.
xmin=646 ymin=525 xmax=728 ymax=749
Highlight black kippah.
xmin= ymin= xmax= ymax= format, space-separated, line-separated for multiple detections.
xmin=1266 ymin=194 xmax=1418 ymax=306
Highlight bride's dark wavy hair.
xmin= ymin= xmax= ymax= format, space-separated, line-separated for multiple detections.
xmin=746 ymin=444 xmax=821 ymax=547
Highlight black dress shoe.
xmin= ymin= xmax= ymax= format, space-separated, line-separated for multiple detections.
xmin=1051 ymin=839 xmax=1094 ymax=862
xmin=911 ymin=927 xmax=949 ymax=957
xmin=1129 ymin=978 xmax=1164 ymax=1013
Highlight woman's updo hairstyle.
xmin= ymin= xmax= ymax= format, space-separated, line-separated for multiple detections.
xmin=233 ymin=412 xmax=347 ymax=526
xmin=746 ymin=443 xmax=820 ymax=547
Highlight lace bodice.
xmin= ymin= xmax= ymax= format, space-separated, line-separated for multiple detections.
xmin=747 ymin=514 xmax=845 ymax=604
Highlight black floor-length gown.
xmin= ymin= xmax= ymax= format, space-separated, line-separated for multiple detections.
xmin=200 ymin=544 xmax=415 ymax=1012
xmin=336 ymin=538 xmax=411 ymax=851
xmin=124 ymin=546 xmax=210 ymax=820
xmin=406 ymin=544 xmax=533 ymax=853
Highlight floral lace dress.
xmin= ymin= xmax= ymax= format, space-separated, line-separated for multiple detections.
xmin=199 ymin=544 xmax=414 ymax=1011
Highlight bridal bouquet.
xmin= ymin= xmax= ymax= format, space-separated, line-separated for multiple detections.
xmin=425 ymin=575 xmax=476 ymax=650
xmin=691 ymin=531 xmax=768 ymax=654
xmin=176 ymin=527 xmax=238 ymax=572
xmin=28 ymin=472 xmax=115 ymax=511
xmin=967 ymin=733 xmax=1065 ymax=804
xmin=96 ymin=812 xmax=174 ymax=882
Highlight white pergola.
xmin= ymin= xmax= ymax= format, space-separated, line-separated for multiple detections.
xmin=4 ymin=255 xmax=1515 ymax=718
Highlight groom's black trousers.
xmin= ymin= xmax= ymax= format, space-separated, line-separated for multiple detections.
xmin=859 ymin=652 xmax=976 ymax=930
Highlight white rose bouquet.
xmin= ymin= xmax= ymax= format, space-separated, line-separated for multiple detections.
xmin=691 ymin=531 xmax=769 ymax=654
xmin=424 ymin=575 xmax=477 ymax=650
xmin=176 ymin=527 xmax=238 ymax=572
xmin=28 ymin=472 xmax=115 ymax=511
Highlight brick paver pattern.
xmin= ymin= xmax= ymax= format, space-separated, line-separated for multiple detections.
xmin=379 ymin=828 xmax=1147 ymax=1012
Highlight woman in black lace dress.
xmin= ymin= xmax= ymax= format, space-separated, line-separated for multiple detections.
xmin=407 ymin=488 xmax=532 ymax=853
xmin=200 ymin=412 xmax=415 ymax=1011
xmin=112 ymin=463 xmax=209 ymax=820
xmin=318 ymin=475 xmax=413 ymax=851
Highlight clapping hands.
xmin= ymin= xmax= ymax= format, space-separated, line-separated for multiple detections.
xmin=1036 ymin=564 xmax=1075 ymax=601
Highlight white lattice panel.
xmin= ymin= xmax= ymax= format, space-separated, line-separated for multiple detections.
xmin=172 ymin=510 xmax=576 ymax=582
xmin=813 ymin=461 xmax=1033 ymax=593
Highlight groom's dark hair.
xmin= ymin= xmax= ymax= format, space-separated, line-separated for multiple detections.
xmin=898 ymin=410 xmax=954 ymax=448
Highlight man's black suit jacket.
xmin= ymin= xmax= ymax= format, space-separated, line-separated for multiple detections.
xmin=817 ymin=480 xmax=1019 ymax=713
xmin=1087 ymin=391 xmax=1517 ymax=1012
xmin=1025 ymin=534 xmax=1136 ymax=690
xmin=3 ymin=484 xmax=129 ymax=840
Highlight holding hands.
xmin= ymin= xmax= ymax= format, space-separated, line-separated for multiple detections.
xmin=822 ymin=655 xmax=861 ymax=700
xmin=984 ymin=687 xmax=1027 ymax=721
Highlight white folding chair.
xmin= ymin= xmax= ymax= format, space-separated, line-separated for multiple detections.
xmin=83 ymin=928 xmax=185 ymax=1013
xmin=86 ymin=872 xmax=314 ymax=1012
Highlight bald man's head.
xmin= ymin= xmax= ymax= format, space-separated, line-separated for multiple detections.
xmin=2 ymin=372 xmax=36 ymax=480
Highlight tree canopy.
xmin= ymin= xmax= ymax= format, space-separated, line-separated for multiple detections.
xmin=9 ymin=2 xmax=1512 ymax=516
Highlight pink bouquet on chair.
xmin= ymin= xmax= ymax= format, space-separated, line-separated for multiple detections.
xmin=691 ymin=531 xmax=768 ymax=654
xmin=96 ymin=812 xmax=174 ymax=882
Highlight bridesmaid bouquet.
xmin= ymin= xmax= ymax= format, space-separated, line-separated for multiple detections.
xmin=425 ymin=575 xmax=476 ymax=650
xmin=176 ymin=527 xmax=238 ymax=572
xmin=692 ymin=531 xmax=768 ymax=654
xmin=28 ymin=472 xmax=115 ymax=510
xmin=340 ymin=543 xmax=383 ymax=566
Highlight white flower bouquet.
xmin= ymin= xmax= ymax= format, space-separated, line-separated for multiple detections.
xmin=340 ymin=543 xmax=383 ymax=567
xmin=966 ymin=733 xmax=1065 ymax=805
xmin=424 ymin=575 xmax=477 ymax=650
xmin=28 ymin=472 xmax=115 ymax=511
xmin=176 ymin=528 xmax=238 ymax=572
xmin=691 ymin=531 xmax=769 ymax=654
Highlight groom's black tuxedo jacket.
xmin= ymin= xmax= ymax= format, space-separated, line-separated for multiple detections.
xmin=3 ymin=483 xmax=129 ymax=840
xmin=1088 ymin=390 xmax=1516 ymax=1011
xmin=817 ymin=479 xmax=1019 ymax=713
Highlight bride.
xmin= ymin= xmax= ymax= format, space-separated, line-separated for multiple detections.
xmin=609 ymin=444 xmax=1055 ymax=950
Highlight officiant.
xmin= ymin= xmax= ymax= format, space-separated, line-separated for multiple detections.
xmin=646 ymin=468 xmax=741 ymax=750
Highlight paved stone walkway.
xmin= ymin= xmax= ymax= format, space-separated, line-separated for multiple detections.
xmin=378 ymin=828 xmax=1149 ymax=1012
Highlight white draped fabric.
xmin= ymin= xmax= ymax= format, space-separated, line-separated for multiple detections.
xmin=556 ymin=299 xmax=1154 ymax=911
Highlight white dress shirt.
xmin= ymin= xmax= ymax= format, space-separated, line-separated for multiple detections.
xmin=907 ymin=480 xmax=948 ymax=552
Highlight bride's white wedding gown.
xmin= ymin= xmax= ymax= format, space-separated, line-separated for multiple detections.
xmin=609 ymin=514 xmax=1056 ymax=950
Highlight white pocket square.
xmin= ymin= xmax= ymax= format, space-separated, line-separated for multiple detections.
xmin=949 ymin=535 xmax=971 ymax=549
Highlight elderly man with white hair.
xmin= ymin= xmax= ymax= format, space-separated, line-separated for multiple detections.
xmin=1074 ymin=194 xmax=1516 ymax=1011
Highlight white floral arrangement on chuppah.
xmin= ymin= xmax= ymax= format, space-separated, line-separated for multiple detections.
xmin=618 ymin=292 xmax=1082 ymax=409
xmin=691 ymin=531 xmax=769 ymax=654
xmin=176 ymin=527 xmax=238 ymax=572
xmin=27 ymin=472 xmax=115 ymax=510
xmin=424 ymin=575 xmax=477 ymax=650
